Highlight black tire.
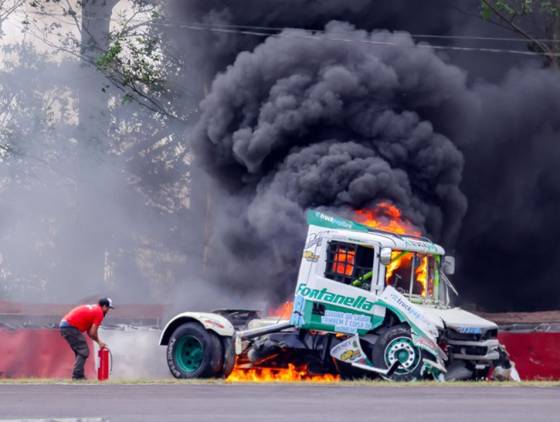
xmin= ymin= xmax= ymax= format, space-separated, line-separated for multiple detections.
xmin=166 ymin=322 xmax=224 ymax=379
xmin=371 ymin=325 xmax=429 ymax=381
xmin=218 ymin=337 xmax=236 ymax=379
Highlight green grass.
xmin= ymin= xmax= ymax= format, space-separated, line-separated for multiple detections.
xmin=0 ymin=378 xmax=558 ymax=387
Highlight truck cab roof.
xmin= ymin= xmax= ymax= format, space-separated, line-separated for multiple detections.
xmin=307 ymin=210 xmax=445 ymax=256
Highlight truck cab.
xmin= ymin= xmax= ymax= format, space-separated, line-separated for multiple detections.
xmin=289 ymin=210 xmax=503 ymax=379
xmin=159 ymin=209 xmax=513 ymax=381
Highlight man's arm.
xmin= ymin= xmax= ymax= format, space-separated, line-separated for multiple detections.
xmin=88 ymin=324 xmax=107 ymax=349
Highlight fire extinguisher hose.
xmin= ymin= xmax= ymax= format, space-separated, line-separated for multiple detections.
xmin=109 ymin=348 xmax=113 ymax=374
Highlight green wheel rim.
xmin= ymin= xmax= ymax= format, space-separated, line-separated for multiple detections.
xmin=175 ymin=335 xmax=204 ymax=373
xmin=384 ymin=336 xmax=421 ymax=375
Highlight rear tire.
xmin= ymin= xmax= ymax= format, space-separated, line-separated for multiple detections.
xmin=219 ymin=336 xmax=236 ymax=379
xmin=371 ymin=325 xmax=428 ymax=381
xmin=167 ymin=323 xmax=223 ymax=379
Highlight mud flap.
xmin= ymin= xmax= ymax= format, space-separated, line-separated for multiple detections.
xmin=331 ymin=335 xmax=401 ymax=377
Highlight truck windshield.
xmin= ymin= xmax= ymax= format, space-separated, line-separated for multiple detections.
xmin=385 ymin=251 xmax=440 ymax=301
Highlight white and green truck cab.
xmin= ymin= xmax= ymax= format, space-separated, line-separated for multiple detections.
xmin=159 ymin=210 xmax=515 ymax=381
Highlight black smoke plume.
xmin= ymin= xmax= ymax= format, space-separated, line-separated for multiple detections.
xmin=175 ymin=1 xmax=560 ymax=311
xmin=456 ymin=69 xmax=560 ymax=311
xmin=192 ymin=23 xmax=468 ymax=301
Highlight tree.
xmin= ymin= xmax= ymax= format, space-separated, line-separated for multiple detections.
xmin=0 ymin=42 xmax=81 ymax=298
xmin=481 ymin=0 xmax=560 ymax=67
xmin=0 ymin=2 xmax=206 ymax=302
xmin=19 ymin=1 xmax=184 ymax=120
xmin=0 ymin=0 xmax=25 ymax=35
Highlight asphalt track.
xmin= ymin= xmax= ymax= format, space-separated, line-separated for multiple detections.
xmin=0 ymin=384 xmax=558 ymax=422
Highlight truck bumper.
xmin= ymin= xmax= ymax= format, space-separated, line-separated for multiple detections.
xmin=448 ymin=338 xmax=500 ymax=362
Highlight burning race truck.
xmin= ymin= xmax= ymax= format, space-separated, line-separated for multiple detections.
xmin=159 ymin=210 xmax=517 ymax=381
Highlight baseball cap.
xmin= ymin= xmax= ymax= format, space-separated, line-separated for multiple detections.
xmin=99 ymin=297 xmax=114 ymax=309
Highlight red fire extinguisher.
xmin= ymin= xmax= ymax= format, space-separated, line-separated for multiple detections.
xmin=97 ymin=347 xmax=111 ymax=381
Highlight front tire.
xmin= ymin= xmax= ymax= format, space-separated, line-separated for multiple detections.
xmin=167 ymin=323 xmax=223 ymax=379
xmin=371 ymin=325 xmax=428 ymax=381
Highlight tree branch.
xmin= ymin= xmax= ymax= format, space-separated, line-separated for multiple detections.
xmin=481 ymin=0 xmax=552 ymax=55
xmin=23 ymin=18 xmax=187 ymax=123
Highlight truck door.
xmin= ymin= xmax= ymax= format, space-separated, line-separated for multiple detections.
xmin=292 ymin=236 xmax=384 ymax=335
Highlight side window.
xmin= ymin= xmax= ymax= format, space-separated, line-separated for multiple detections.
xmin=324 ymin=241 xmax=374 ymax=291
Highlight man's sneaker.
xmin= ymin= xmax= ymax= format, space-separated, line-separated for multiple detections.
xmin=72 ymin=376 xmax=87 ymax=381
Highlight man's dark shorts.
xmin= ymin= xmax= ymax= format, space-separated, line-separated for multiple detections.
xmin=60 ymin=325 xmax=89 ymax=380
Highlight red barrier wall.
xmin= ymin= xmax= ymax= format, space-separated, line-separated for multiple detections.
xmin=0 ymin=328 xmax=95 ymax=379
xmin=498 ymin=332 xmax=560 ymax=380
xmin=0 ymin=328 xmax=558 ymax=380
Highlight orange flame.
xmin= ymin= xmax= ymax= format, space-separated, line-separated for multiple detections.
xmin=383 ymin=251 xmax=429 ymax=297
xmin=356 ymin=202 xmax=429 ymax=297
xmin=415 ymin=255 xmax=429 ymax=297
xmin=225 ymin=303 xmax=340 ymax=383
xmin=269 ymin=301 xmax=293 ymax=319
xmin=355 ymin=202 xmax=420 ymax=236
xmin=386 ymin=251 xmax=412 ymax=281
xmin=227 ymin=364 xmax=340 ymax=383
xmin=333 ymin=248 xmax=355 ymax=276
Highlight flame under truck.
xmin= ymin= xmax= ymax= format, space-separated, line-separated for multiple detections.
xmin=159 ymin=210 xmax=516 ymax=381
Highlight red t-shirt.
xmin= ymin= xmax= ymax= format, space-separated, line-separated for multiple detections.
xmin=63 ymin=304 xmax=104 ymax=332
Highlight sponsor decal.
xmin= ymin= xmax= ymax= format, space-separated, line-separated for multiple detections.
xmin=330 ymin=336 xmax=367 ymax=364
xmin=320 ymin=310 xmax=373 ymax=334
xmin=202 ymin=319 xmax=225 ymax=329
xmin=403 ymin=238 xmax=439 ymax=252
xmin=303 ymin=250 xmax=319 ymax=262
xmin=381 ymin=287 xmax=438 ymax=338
xmin=297 ymin=283 xmax=375 ymax=312
xmin=319 ymin=213 xmax=335 ymax=223
xmin=290 ymin=294 xmax=306 ymax=327
xmin=340 ymin=349 xmax=361 ymax=361
xmin=304 ymin=232 xmax=323 ymax=249
xmin=387 ymin=291 xmax=425 ymax=322
xmin=311 ymin=211 xmax=357 ymax=230
xmin=456 ymin=326 xmax=482 ymax=334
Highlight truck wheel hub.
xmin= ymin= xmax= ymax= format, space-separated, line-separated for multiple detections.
xmin=175 ymin=336 xmax=204 ymax=373
xmin=385 ymin=337 xmax=419 ymax=372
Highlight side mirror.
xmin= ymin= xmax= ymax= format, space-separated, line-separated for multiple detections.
xmin=442 ymin=256 xmax=455 ymax=275
xmin=379 ymin=247 xmax=392 ymax=265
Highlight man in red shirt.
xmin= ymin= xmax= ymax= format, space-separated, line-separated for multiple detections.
xmin=59 ymin=298 xmax=114 ymax=380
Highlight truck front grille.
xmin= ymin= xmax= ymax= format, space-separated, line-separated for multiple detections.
xmin=446 ymin=337 xmax=500 ymax=361
xmin=449 ymin=345 xmax=488 ymax=356
xmin=446 ymin=328 xmax=497 ymax=342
